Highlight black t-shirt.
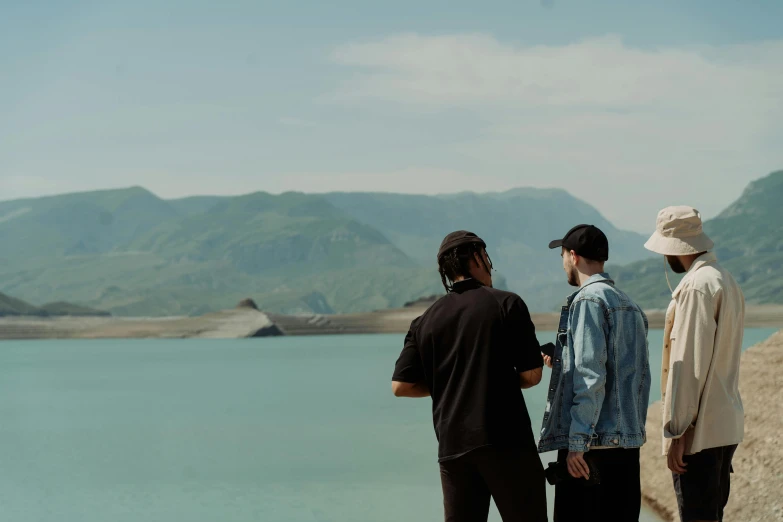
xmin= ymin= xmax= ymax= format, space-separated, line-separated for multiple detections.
xmin=392 ymin=279 xmax=544 ymax=462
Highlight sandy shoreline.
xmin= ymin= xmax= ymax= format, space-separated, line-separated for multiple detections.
xmin=3 ymin=304 xmax=783 ymax=339
xmin=0 ymin=309 xmax=281 ymax=340
xmin=640 ymin=330 xmax=783 ymax=522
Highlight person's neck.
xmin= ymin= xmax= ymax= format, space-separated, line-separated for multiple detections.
xmin=680 ymin=253 xmax=705 ymax=272
xmin=577 ymin=267 xmax=604 ymax=287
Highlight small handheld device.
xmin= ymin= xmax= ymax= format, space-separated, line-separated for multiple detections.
xmin=545 ymin=458 xmax=601 ymax=486
xmin=540 ymin=342 xmax=555 ymax=358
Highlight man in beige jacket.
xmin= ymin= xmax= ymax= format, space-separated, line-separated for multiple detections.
xmin=644 ymin=206 xmax=745 ymax=522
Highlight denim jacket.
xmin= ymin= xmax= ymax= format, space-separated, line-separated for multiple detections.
xmin=538 ymin=274 xmax=651 ymax=453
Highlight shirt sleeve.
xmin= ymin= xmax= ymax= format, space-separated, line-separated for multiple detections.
xmin=568 ymin=298 xmax=609 ymax=453
xmin=506 ymin=296 xmax=544 ymax=373
xmin=392 ymin=321 xmax=425 ymax=383
xmin=663 ymin=288 xmax=716 ymax=440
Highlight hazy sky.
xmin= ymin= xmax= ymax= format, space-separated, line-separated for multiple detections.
xmin=1 ymin=0 xmax=782 ymax=232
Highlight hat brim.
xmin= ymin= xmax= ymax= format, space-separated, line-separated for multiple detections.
xmin=548 ymin=239 xmax=564 ymax=249
xmin=644 ymin=231 xmax=714 ymax=256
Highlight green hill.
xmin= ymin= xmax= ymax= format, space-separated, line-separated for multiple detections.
xmin=0 ymin=292 xmax=42 ymax=316
xmin=0 ymin=292 xmax=109 ymax=317
xmin=0 ymin=189 xmax=446 ymax=316
xmin=0 ymin=184 xmax=666 ymax=317
xmin=0 ymin=187 xmax=178 ymax=261
xmin=325 ymin=189 xmax=652 ymax=310
xmin=613 ymin=170 xmax=783 ymax=309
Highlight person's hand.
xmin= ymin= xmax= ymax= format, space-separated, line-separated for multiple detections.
xmin=543 ymin=355 xmax=553 ymax=369
xmin=668 ymin=438 xmax=688 ymax=475
xmin=566 ymin=451 xmax=590 ymax=480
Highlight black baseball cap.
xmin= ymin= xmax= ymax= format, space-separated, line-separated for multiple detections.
xmin=549 ymin=224 xmax=609 ymax=261
xmin=438 ymin=230 xmax=487 ymax=260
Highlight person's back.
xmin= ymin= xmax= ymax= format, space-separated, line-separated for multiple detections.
xmin=414 ymin=281 xmax=540 ymax=460
xmin=538 ymin=224 xmax=650 ymax=522
xmin=645 ymin=206 xmax=746 ymax=522
xmin=392 ymin=231 xmax=547 ymax=522
xmin=669 ymin=257 xmax=745 ymax=453
xmin=574 ymin=279 xmax=650 ymax=445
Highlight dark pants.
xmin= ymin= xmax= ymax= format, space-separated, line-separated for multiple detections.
xmin=673 ymin=444 xmax=738 ymax=522
xmin=440 ymin=445 xmax=548 ymax=522
xmin=553 ymin=448 xmax=641 ymax=522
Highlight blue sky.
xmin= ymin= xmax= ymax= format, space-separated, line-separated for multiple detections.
xmin=1 ymin=0 xmax=782 ymax=231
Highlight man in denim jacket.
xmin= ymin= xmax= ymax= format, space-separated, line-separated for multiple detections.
xmin=539 ymin=224 xmax=651 ymax=522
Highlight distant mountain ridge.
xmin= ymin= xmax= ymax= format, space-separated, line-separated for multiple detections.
xmin=614 ymin=170 xmax=783 ymax=309
xmin=0 ymin=291 xmax=109 ymax=317
xmin=324 ymin=189 xmax=651 ymax=310
xmin=9 ymin=172 xmax=781 ymax=318
xmin=0 ymin=188 xmax=441 ymax=316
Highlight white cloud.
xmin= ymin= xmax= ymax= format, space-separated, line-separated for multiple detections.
xmin=330 ymin=34 xmax=783 ymax=231
xmin=332 ymin=34 xmax=783 ymax=111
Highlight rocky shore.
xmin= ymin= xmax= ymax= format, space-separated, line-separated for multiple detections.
xmin=640 ymin=330 xmax=783 ymax=522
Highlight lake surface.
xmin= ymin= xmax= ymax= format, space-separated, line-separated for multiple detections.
xmin=0 ymin=328 xmax=775 ymax=522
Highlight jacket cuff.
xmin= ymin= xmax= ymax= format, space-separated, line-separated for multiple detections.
xmin=663 ymin=422 xmax=695 ymax=440
xmin=568 ymin=438 xmax=590 ymax=453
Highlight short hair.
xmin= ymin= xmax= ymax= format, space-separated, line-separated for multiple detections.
xmin=563 ymin=247 xmax=604 ymax=265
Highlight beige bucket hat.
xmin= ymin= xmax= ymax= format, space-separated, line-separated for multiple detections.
xmin=644 ymin=206 xmax=714 ymax=255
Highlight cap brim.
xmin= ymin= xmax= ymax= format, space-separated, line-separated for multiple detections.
xmin=548 ymin=239 xmax=564 ymax=249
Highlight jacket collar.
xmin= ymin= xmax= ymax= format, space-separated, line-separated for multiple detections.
xmin=565 ymin=273 xmax=614 ymax=305
xmin=672 ymin=252 xmax=717 ymax=298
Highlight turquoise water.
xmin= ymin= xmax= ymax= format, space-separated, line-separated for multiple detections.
xmin=0 ymin=328 xmax=775 ymax=522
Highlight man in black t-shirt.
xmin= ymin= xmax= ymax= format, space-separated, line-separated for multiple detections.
xmin=392 ymin=231 xmax=548 ymax=522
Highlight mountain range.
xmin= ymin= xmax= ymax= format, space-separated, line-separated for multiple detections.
xmin=614 ymin=169 xmax=783 ymax=309
xmin=0 ymin=170 xmax=779 ymax=316
xmin=0 ymin=291 xmax=109 ymax=317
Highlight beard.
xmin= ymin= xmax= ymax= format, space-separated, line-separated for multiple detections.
xmin=566 ymin=265 xmax=580 ymax=287
xmin=666 ymin=256 xmax=687 ymax=274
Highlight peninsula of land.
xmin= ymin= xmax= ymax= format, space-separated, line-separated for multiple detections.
xmin=2 ymin=300 xmax=783 ymax=340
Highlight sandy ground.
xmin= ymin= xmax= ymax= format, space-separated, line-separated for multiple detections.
xmin=640 ymin=330 xmax=783 ymax=522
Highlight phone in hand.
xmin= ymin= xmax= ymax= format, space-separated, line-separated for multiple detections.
xmin=541 ymin=342 xmax=555 ymax=358
xmin=545 ymin=458 xmax=601 ymax=486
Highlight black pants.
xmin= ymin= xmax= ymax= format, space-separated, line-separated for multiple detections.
xmin=439 ymin=445 xmax=548 ymax=522
xmin=673 ymin=444 xmax=738 ymax=522
xmin=553 ymin=448 xmax=641 ymax=522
